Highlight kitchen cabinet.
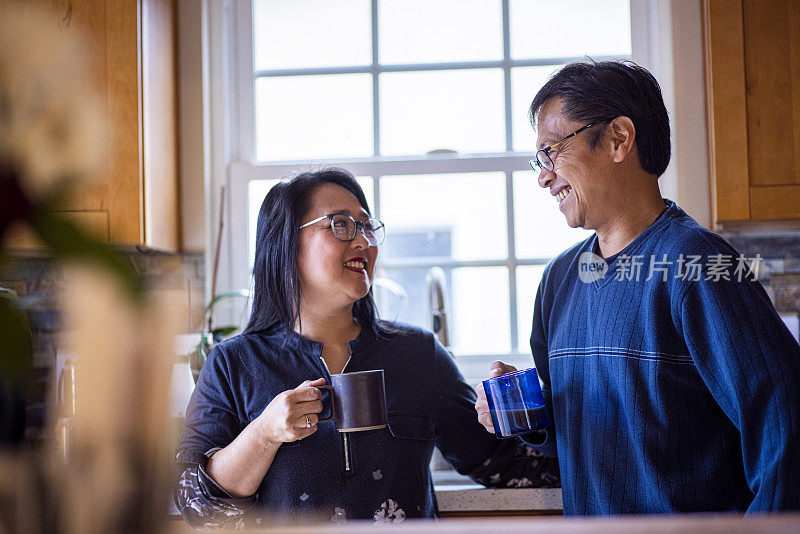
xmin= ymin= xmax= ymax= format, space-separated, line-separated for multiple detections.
xmin=702 ymin=0 xmax=800 ymax=226
xmin=9 ymin=0 xmax=180 ymax=251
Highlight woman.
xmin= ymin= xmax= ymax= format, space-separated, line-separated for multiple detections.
xmin=175 ymin=168 xmax=559 ymax=527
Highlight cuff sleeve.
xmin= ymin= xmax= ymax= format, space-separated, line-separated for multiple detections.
xmin=520 ymin=429 xmax=558 ymax=457
xmin=468 ymin=437 xmax=560 ymax=489
xmin=174 ymin=449 xmax=257 ymax=528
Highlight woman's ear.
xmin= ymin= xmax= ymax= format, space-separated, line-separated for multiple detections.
xmin=608 ymin=116 xmax=636 ymax=163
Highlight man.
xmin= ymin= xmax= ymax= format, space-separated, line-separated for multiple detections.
xmin=475 ymin=60 xmax=800 ymax=514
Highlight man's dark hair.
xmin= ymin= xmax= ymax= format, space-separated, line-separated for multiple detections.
xmin=245 ymin=167 xmax=388 ymax=336
xmin=529 ymin=60 xmax=671 ymax=177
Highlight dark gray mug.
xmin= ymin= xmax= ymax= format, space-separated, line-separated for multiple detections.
xmin=317 ymin=370 xmax=387 ymax=432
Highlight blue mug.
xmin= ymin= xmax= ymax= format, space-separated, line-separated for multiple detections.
xmin=483 ymin=368 xmax=549 ymax=438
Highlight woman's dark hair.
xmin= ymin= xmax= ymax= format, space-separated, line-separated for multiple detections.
xmin=245 ymin=167 xmax=388 ymax=336
xmin=528 ymin=60 xmax=671 ymax=177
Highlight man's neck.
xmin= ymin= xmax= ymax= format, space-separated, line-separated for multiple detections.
xmin=594 ymin=186 xmax=666 ymax=258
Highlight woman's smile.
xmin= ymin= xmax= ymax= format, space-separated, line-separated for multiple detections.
xmin=344 ymin=257 xmax=368 ymax=273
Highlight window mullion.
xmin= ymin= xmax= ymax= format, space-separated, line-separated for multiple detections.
xmin=502 ymin=0 xmax=517 ymax=352
xmin=372 ymin=175 xmax=381 ymax=219
xmin=502 ymin=0 xmax=512 ymax=152
xmin=371 ymin=0 xmax=380 ymax=157
xmin=505 ymin=170 xmax=518 ymax=352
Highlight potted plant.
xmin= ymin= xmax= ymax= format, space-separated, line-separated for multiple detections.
xmin=188 ymin=289 xmax=250 ymax=383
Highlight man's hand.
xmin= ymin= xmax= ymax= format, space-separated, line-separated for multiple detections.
xmin=475 ymin=361 xmax=518 ymax=433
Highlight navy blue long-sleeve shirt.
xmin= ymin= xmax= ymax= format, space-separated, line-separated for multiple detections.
xmin=526 ymin=200 xmax=800 ymax=514
xmin=175 ymin=323 xmax=559 ymax=527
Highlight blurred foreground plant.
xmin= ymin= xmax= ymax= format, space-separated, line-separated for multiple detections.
xmin=0 ymin=4 xmax=145 ymax=445
xmin=0 ymin=5 xmax=175 ymax=534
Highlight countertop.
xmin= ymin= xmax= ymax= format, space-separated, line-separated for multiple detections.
xmin=434 ymin=485 xmax=562 ymax=515
xmin=169 ymin=513 xmax=800 ymax=533
xmin=167 ymin=486 xmax=562 ymax=518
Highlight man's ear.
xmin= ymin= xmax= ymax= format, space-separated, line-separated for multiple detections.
xmin=608 ymin=116 xmax=636 ymax=163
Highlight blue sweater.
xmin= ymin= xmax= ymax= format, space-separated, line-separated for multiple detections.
xmin=527 ymin=200 xmax=800 ymax=514
xmin=176 ymin=323 xmax=559 ymax=527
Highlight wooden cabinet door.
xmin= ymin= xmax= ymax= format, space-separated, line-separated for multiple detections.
xmin=8 ymin=0 xmax=179 ymax=251
xmin=703 ymin=0 xmax=800 ymax=224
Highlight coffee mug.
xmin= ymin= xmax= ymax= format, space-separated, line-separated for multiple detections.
xmin=483 ymin=367 xmax=549 ymax=438
xmin=317 ymin=370 xmax=388 ymax=432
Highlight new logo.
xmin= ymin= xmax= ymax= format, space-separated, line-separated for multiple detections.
xmin=578 ymin=252 xmax=608 ymax=283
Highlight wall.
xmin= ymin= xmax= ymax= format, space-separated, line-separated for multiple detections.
xmin=668 ymin=0 xmax=711 ymax=228
xmin=649 ymin=0 xmax=711 ymax=228
xmin=177 ymin=0 xmax=207 ymax=255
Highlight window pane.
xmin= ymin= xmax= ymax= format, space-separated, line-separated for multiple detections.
xmin=513 ymin=170 xmax=593 ymax=258
xmin=455 ymin=354 xmax=537 ymax=388
xmin=510 ymin=0 xmax=631 ymax=59
xmin=380 ymin=172 xmax=507 ymax=261
xmin=248 ymin=177 xmax=374 ymax=266
xmin=380 ymin=69 xmax=505 ymax=155
xmin=253 ymin=0 xmax=371 ymax=70
xmin=255 ymin=74 xmax=373 ymax=161
xmin=511 ymin=66 xmax=561 ymax=151
xmin=379 ymin=0 xmax=502 ymax=64
xmin=377 ymin=266 xmax=510 ymax=356
xmin=516 ymin=265 xmax=546 ymax=352
xmin=451 ymin=267 xmax=510 ymax=355
xmin=356 ymin=177 xmax=375 ymax=215
xmin=248 ymin=179 xmax=281 ymax=266
xmin=374 ymin=267 xmax=429 ymax=328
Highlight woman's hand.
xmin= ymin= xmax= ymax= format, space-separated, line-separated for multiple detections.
xmin=204 ymin=378 xmax=327 ymax=499
xmin=475 ymin=361 xmax=518 ymax=433
xmin=257 ymin=378 xmax=326 ymax=445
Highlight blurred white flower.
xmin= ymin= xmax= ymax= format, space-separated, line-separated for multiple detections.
xmin=0 ymin=3 xmax=105 ymax=201
xmin=60 ymin=262 xmax=182 ymax=533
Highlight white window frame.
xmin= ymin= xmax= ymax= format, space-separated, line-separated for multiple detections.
xmin=205 ymin=0 xmax=669 ymax=370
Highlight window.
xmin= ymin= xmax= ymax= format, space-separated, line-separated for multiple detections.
xmin=227 ymin=0 xmax=636 ymax=384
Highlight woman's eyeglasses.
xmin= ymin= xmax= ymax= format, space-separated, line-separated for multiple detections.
xmin=299 ymin=213 xmax=386 ymax=246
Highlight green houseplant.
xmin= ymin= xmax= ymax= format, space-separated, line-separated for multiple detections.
xmin=188 ymin=289 xmax=250 ymax=382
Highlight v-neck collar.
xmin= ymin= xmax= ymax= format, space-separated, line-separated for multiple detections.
xmin=592 ymin=199 xmax=675 ymax=290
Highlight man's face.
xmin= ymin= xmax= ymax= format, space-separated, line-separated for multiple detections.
xmin=535 ymin=98 xmax=616 ymax=230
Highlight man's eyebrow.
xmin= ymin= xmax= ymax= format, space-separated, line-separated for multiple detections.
xmin=535 ymin=129 xmax=556 ymax=149
xmin=537 ymin=139 xmax=553 ymax=150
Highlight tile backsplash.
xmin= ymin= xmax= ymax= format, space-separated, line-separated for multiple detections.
xmin=720 ymin=229 xmax=800 ymax=313
xmin=0 ymin=250 xmax=204 ymax=442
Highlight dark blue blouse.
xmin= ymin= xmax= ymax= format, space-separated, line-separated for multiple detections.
xmin=175 ymin=323 xmax=559 ymax=527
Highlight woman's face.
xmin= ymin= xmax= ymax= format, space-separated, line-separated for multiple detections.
xmin=296 ymin=183 xmax=378 ymax=311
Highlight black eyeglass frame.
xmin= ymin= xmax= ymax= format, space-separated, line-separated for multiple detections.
xmin=529 ymin=121 xmax=603 ymax=173
xmin=299 ymin=213 xmax=386 ymax=246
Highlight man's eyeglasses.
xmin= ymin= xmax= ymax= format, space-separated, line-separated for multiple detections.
xmin=299 ymin=213 xmax=386 ymax=246
xmin=530 ymin=121 xmax=602 ymax=173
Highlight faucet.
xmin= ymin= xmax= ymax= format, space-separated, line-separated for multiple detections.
xmin=426 ymin=267 xmax=450 ymax=349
